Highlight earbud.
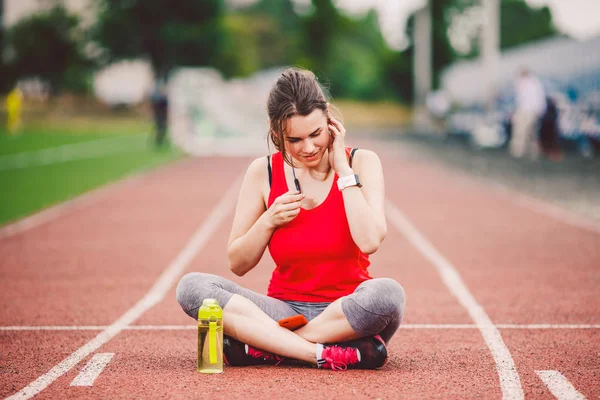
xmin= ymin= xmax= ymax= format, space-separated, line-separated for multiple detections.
xmin=292 ymin=166 xmax=302 ymax=193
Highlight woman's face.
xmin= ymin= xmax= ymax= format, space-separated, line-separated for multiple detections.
xmin=284 ymin=109 xmax=330 ymax=166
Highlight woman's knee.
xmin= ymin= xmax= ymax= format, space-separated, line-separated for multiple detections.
xmin=362 ymin=277 xmax=406 ymax=318
xmin=341 ymin=278 xmax=405 ymax=337
xmin=175 ymin=272 xmax=219 ymax=313
xmin=380 ymin=278 xmax=406 ymax=316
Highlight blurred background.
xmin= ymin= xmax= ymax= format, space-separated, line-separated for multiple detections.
xmin=1 ymin=0 xmax=599 ymax=226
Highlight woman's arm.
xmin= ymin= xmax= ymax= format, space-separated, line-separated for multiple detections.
xmin=338 ymin=150 xmax=387 ymax=255
xmin=227 ymin=157 xmax=305 ymax=276
xmin=227 ymin=158 xmax=273 ymax=276
xmin=327 ymin=115 xmax=386 ymax=254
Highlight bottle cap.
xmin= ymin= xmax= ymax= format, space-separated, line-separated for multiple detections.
xmin=198 ymin=298 xmax=222 ymax=320
xmin=202 ymin=298 xmax=219 ymax=307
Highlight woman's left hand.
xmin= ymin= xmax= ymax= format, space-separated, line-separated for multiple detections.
xmin=327 ymin=115 xmax=353 ymax=176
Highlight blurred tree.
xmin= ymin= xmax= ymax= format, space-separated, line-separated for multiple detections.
xmin=246 ymin=0 xmax=302 ymax=68
xmin=386 ymin=15 xmax=415 ymax=103
xmin=301 ymin=0 xmax=340 ymax=75
xmin=212 ymin=0 xmax=415 ymax=101
xmin=216 ymin=14 xmax=262 ymax=78
xmin=0 ymin=0 xmax=8 ymax=93
xmin=431 ymin=0 xmax=459 ymax=89
xmin=327 ymin=10 xmax=394 ymax=100
xmin=500 ymin=0 xmax=555 ymax=49
xmin=299 ymin=1 xmax=404 ymax=100
xmin=4 ymin=5 xmax=91 ymax=94
xmin=217 ymin=0 xmax=412 ymax=101
xmin=0 ymin=0 xmax=14 ymax=93
xmin=216 ymin=0 xmax=301 ymax=78
xmin=92 ymin=0 xmax=224 ymax=80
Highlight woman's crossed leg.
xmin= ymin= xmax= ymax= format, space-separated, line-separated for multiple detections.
xmin=176 ymin=273 xmax=405 ymax=369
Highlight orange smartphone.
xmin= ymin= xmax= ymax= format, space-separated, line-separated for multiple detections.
xmin=278 ymin=314 xmax=308 ymax=331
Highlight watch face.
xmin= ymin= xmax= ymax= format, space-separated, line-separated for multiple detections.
xmin=338 ymin=174 xmax=361 ymax=190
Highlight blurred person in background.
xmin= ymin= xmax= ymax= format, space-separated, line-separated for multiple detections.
xmin=510 ymin=68 xmax=546 ymax=159
xmin=150 ymin=84 xmax=169 ymax=148
xmin=539 ymin=94 xmax=563 ymax=161
xmin=5 ymin=86 xmax=24 ymax=135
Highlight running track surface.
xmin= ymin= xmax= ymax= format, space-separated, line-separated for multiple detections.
xmin=1 ymin=139 xmax=598 ymax=399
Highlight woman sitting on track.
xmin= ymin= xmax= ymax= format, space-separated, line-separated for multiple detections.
xmin=176 ymin=67 xmax=406 ymax=370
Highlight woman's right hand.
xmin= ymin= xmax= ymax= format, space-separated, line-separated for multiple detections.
xmin=263 ymin=190 xmax=305 ymax=229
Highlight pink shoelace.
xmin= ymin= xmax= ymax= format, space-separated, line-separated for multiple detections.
xmin=321 ymin=346 xmax=360 ymax=371
xmin=246 ymin=346 xmax=285 ymax=366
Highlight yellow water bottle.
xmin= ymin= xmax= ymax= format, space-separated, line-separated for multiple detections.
xmin=197 ymin=298 xmax=223 ymax=373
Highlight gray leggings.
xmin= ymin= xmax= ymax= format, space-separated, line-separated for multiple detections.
xmin=176 ymin=273 xmax=406 ymax=344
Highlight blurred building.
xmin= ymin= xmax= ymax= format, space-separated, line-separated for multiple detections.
xmin=441 ymin=35 xmax=600 ymax=106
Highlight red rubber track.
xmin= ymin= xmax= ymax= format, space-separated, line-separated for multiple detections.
xmin=1 ymin=141 xmax=598 ymax=399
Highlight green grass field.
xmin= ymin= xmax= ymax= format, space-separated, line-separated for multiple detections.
xmin=0 ymin=117 xmax=183 ymax=226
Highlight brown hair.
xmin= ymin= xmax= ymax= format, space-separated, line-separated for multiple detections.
xmin=267 ymin=67 xmax=332 ymax=166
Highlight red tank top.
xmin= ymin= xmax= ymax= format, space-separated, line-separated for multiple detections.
xmin=266 ymin=150 xmax=372 ymax=302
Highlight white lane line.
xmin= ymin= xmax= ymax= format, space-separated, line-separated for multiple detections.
xmin=497 ymin=324 xmax=600 ymax=329
xmin=2 ymin=323 xmax=600 ymax=331
xmin=70 ymin=353 xmax=114 ymax=387
xmin=536 ymin=370 xmax=587 ymax=400
xmin=127 ymin=325 xmax=194 ymax=330
xmin=0 ymin=326 xmax=107 ymax=331
xmin=0 ymin=157 xmax=190 ymax=240
xmin=0 ymin=136 xmax=146 ymax=171
xmin=6 ymin=177 xmax=241 ymax=400
xmin=386 ymin=200 xmax=524 ymax=400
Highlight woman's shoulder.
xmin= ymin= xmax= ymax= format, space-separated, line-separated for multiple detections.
xmin=351 ymin=148 xmax=381 ymax=169
xmin=242 ymin=156 xmax=273 ymax=203
xmin=245 ymin=153 xmax=282 ymax=183
xmin=246 ymin=155 xmax=270 ymax=178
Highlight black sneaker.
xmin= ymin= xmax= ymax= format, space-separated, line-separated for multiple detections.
xmin=223 ymin=335 xmax=284 ymax=366
xmin=317 ymin=335 xmax=388 ymax=370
